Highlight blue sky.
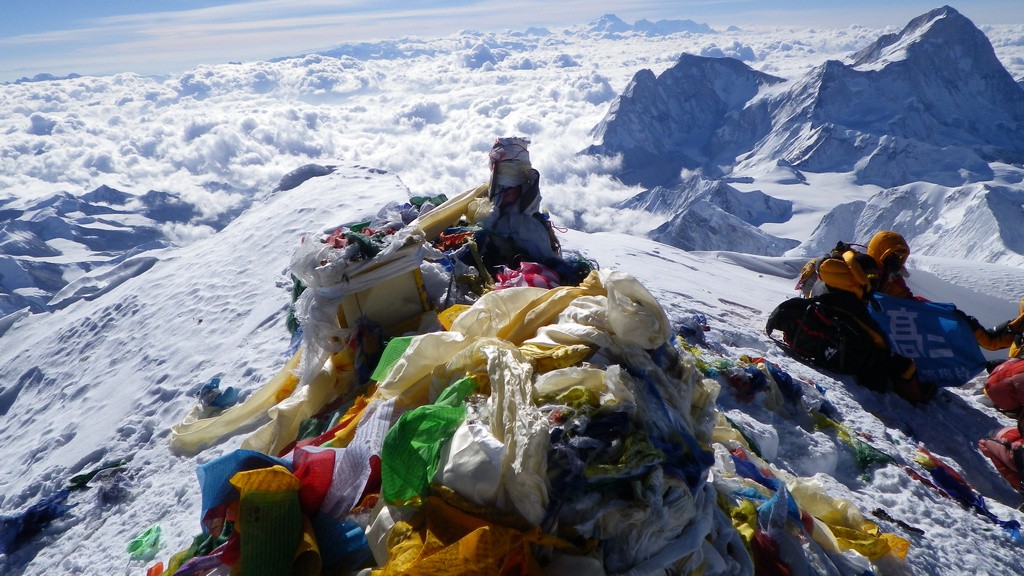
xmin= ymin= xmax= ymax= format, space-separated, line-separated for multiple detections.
xmin=1 ymin=1 xmax=1020 ymax=82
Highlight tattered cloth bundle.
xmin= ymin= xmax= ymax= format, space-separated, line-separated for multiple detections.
xmin=162 ymin=172 xmax=918 ymax=575
xmin=363 ymin=269 xmax=732 ymax=573
xmin=158 ymin=269 xmax=760 ymax=575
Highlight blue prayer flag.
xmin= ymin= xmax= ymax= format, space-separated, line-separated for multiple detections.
xmin=869 ymin=294 xmax=986 ymax=387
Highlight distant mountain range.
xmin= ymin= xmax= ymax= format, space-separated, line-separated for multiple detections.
xmin=587 ymin=6 xmax=1024 ymax=262
xmin=0 ymin=186 xmax=240 ymax=316
xmin=586 ymin=13 xmax=715 ymax=36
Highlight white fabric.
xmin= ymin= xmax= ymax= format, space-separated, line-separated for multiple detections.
xmin=449 ymin=286 xmax=550 ymax=340
xmin=375 ymin=331 xmax=471 ymax=401
xmin=488 ymin=136 xmax=532 ymax=167
xmin=364 ymin=498 xmax=418 ymax=567
xmin=321 ymin=396 xmax=400 ymax=518
xmin=600 ymin=269 xmax=672 ymax=350
xmin=482 ymin=344 xmax=549 ymax=526
xmin=291 ymin=242 xmax=427 ymax=386
xmin=465 ymin=196 xmax=494 ymax=226
xmin=369 ymin=268 xmax=715 ymax=555
xmin=435 ymin=419 xmax=505 ymax=509
xmin=521 ymin=270 xmax=672 ymax=353
xmin=533 ymin=365 xmax=636 ymax=410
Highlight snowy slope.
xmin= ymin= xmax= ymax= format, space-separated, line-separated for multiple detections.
xmin=2 ymin=165 xmax=1024 ymax=574
xmin=0 ymin=164 xmax=412 ymax=573
xmin=3 ymin=7 xmax=1024 ymax=575
xmin=799 ymin=181 xmax=1024 ymax=266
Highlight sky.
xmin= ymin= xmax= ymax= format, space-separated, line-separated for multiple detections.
xmin=3 ymin=6 xmax=1024 ymax=574
xmin=2 ymin=0 xmax=1023 ymax=82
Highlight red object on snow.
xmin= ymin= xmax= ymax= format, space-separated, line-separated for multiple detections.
xmin=985 ymin=358 xmax=1024 ymax=413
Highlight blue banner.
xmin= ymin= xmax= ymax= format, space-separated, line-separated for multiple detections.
xmin=869 ymin=294 xmax=986 ymax=388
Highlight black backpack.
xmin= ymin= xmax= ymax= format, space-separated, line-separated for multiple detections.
xmin=765 ymin=297 xmax=876 ymax=375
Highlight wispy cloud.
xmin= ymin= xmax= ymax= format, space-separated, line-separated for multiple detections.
xmin=2 ymin=0 xmax=1020 ymax=80
xmin=2 ymin=0 xmax=602 ymax=78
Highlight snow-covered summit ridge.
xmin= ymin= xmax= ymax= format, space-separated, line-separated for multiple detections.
xmin=0 ymin=185 xmax=245 ymax=316
xmin=836 ymin=5 xmax=1024 ymax=162
xmin=850 ymin=5 xmax=1001 ymax=70
xmin=5 ymin=161 xmax=1024 ymax=574
xmin=590 ymin=5 xmax=1024 ymax=189
xmin=586 ymin=6 xmax=1024 ymax=263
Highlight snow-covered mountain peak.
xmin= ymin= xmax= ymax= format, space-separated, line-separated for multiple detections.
xmin=850 ymin=6 xmax=987 ymax=70
xmin=584 ymin=6 xmax=1024 ymax=262
xmin=588 ymin=14 xmax=631 ymax=34
xmin=585 ymin=54 xmax=783 ymax=184
xmin=585 ymin=13 xmax=714 ymax=36
xmin=800 ymin=7 xmax=1024 ymax=170
xmin=589 ymin=5 xmax=1024 ymax=192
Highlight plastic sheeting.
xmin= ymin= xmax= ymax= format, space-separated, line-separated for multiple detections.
xmin=380 ymin=377 xmax=476 ymax=503
xmin=291 ymin=241 xmax=427 ymax=388
xmin=241 ymin=357 xmax=355 ymax=456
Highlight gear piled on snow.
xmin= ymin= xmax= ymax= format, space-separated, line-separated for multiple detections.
xmin=157 ymin=146 xmax=920 ymax=575
xmin=158 ymin=264 xmax=914 ymax=574
xmin=791 ymin=231 xmax=1024 ymax=395
xmin=704 ymin=352 xmax=1022 ymax=546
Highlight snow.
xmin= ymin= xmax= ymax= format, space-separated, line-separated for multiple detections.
xmin=2 ymin=7 xmax=1024 ymax=576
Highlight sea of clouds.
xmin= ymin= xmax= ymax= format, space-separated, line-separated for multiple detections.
xmin=2 ymin=21 xmax=1022 ymax=244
